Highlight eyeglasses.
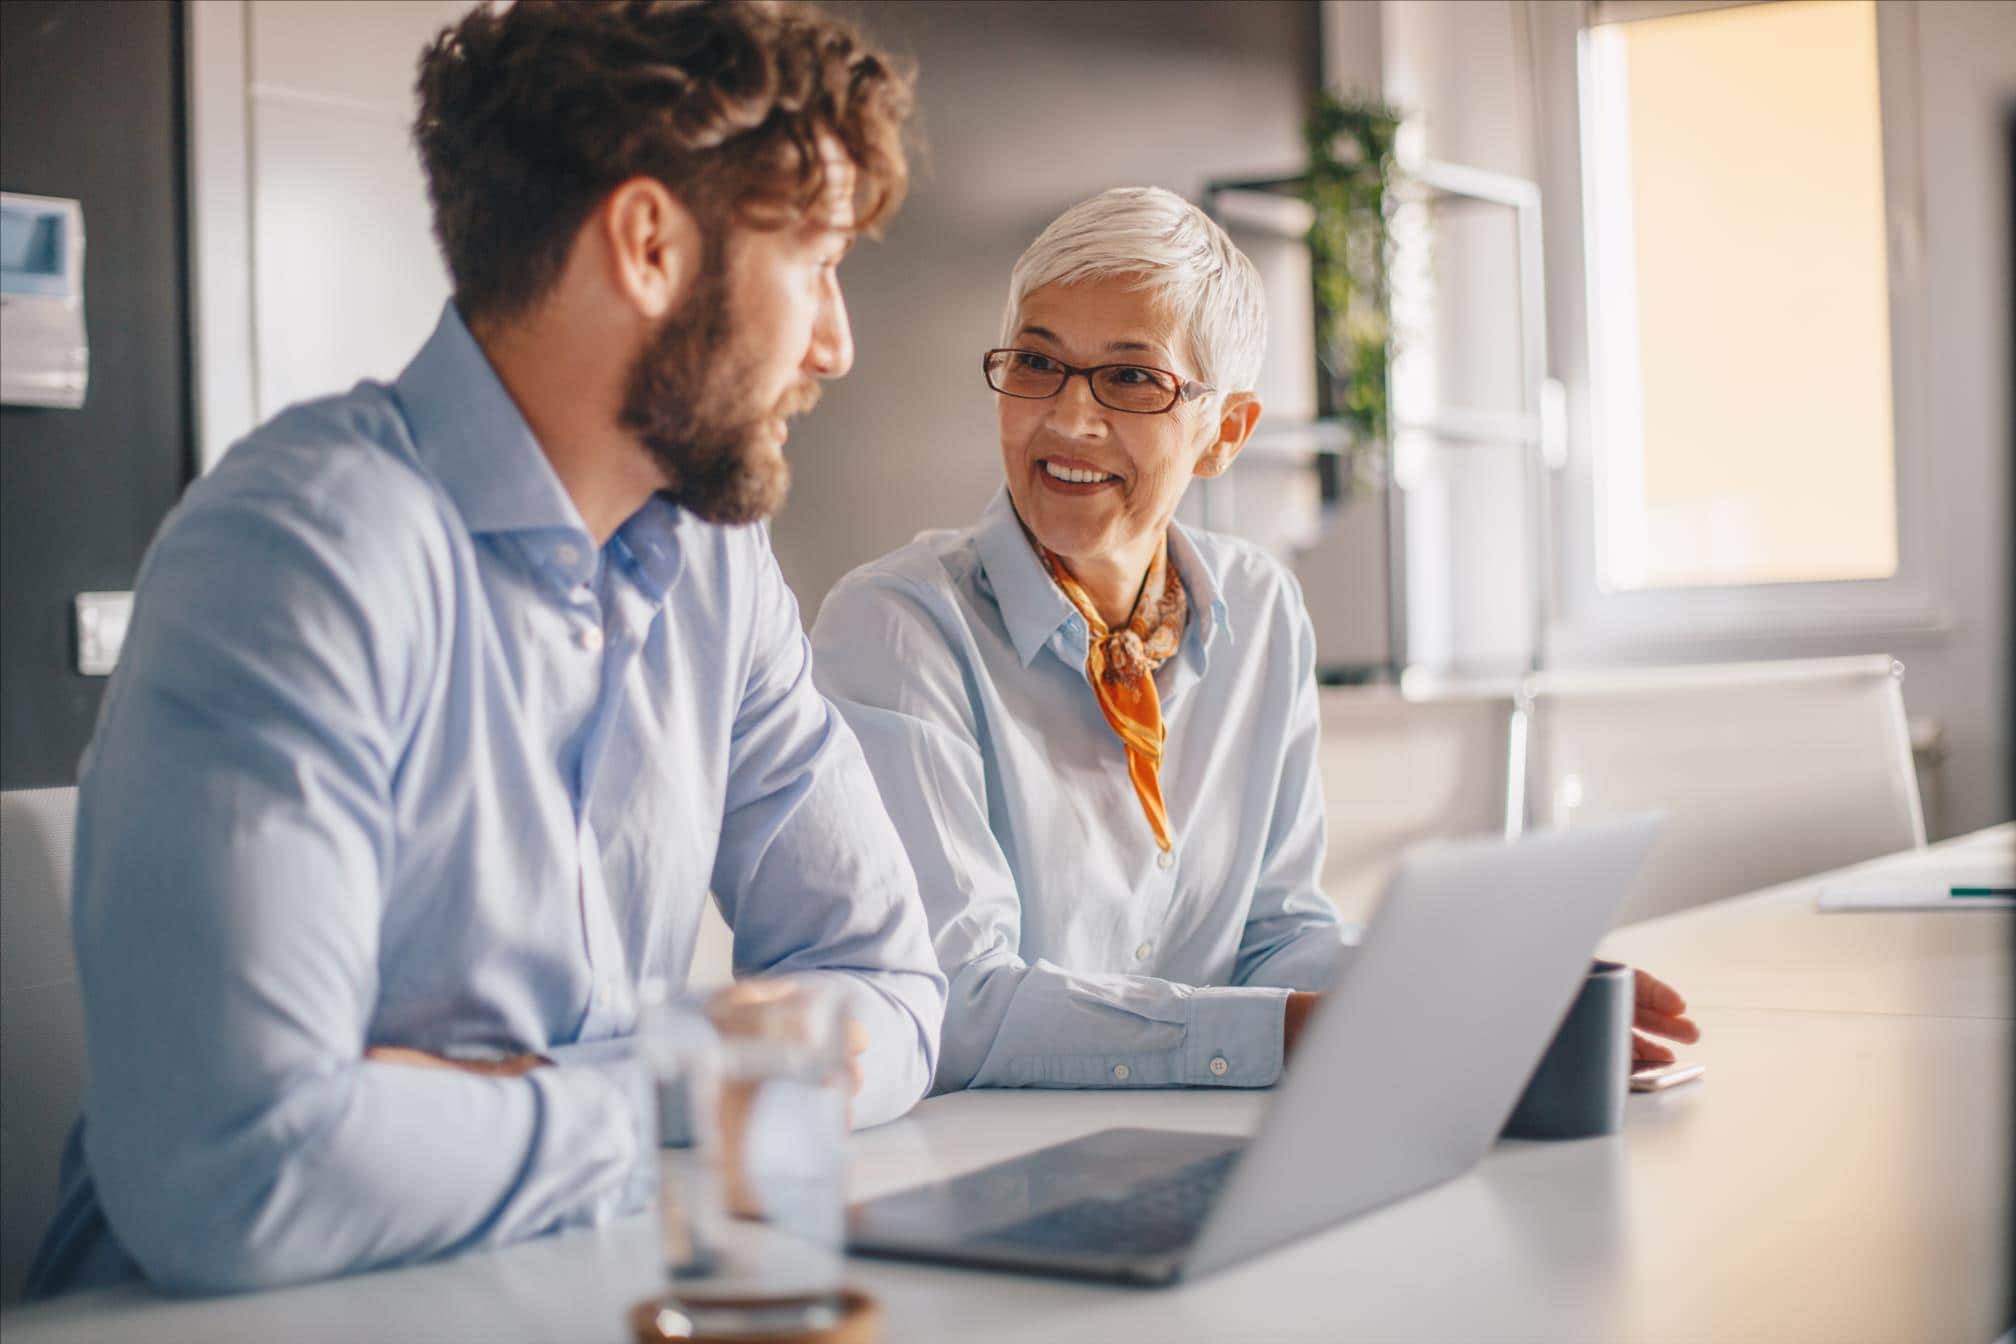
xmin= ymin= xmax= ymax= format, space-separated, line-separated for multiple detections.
xmin=981 ymin=348 xmax=1215 ymax=415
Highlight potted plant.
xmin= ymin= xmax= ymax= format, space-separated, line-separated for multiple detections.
xmin=1303 ymin=90 xmax=1401 ymax=496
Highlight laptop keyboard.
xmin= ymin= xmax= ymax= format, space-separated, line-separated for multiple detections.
xmin=967 ymin=1149 xmax=1242 ymax=1258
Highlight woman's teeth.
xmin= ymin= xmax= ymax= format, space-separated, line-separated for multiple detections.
xmin=1044 ymin=462 xmax=1115 ymax=485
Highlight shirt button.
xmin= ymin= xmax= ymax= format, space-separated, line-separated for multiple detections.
xmin=1111 ymin=1063 xmax=1131 ymax=1082
xmin=575 ymin=625 xmax=604 ymax=652
xmin=1157 ymin=850 xmax=1175 ymax=870
xmin=554 ymin=542 xmax=582 ymax=568
xmin=1134 ymin=941 xmax=1154 ymax=961
xmin=1209 ymin=1057 xmax=1229 ymax=1077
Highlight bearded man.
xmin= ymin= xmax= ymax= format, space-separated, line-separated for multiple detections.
xmin=28 ymin=0 xmax=943 ymax=1297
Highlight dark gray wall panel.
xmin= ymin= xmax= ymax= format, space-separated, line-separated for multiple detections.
xmin=1 ymin=0 xmax=191 ymax=788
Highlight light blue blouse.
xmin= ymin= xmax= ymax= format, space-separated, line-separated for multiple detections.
xmin=810 ymin=487 xmax=1356 ymax=1093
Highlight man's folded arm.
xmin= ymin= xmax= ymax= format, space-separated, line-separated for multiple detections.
xmin=707 ymin=537 xmax=946 ymax=1129
xmin=71 ymin=487 xmax=646 ymax=1295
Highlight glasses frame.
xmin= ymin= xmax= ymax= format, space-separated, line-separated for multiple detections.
xmin=981 ymin=348 xmax=1216 ymax=415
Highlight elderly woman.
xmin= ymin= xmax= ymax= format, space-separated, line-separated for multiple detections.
xmin=810 ymin=187 xmax=1698 ymax=1092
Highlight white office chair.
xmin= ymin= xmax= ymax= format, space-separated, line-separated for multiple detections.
xmin=1317 ymin=687 xmax=1512 ymax=924
xmin=1 ymin=786 xmax=83 ymax=1305
xmin=1513 ymin=656 xmax=1925 ymax=926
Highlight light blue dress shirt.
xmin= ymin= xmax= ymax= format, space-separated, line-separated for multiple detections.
xmin=29 ymin=305 xmax=945 ymax=1297
xmin=809 ymin=487 xmax=1355 ymax=1094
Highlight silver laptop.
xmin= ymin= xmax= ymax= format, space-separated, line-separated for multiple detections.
xmin=847 ymin=815 xmax=1663 ymax=1285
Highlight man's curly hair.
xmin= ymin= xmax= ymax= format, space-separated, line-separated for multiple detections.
xmin=414 ymin=0 xmax=913 ymax=325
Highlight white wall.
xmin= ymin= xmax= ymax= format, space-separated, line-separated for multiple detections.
xmin=244 ymin=0 xmax=461 ymax=419
xmin=189 ymin=0 xmax=464 ymax=470
xmin=1380 ymin=0 xmax=1543 ymax=676
xmin=1896 ymin=0 xmax=2014 ymax=834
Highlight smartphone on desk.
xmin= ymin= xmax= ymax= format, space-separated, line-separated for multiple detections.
xmin=1630 ymin=1062 xmax=1705 ymax=1092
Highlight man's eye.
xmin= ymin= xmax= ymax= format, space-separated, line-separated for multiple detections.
xmin=1012 ymin=352 xmax=1059 ymax=373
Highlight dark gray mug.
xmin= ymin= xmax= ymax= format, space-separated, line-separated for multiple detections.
xmin=1501 ymin=959 xmax=1634 ymax=1140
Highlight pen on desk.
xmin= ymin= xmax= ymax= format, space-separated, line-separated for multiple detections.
xmin=1815 ymin=877 xmax=2016 ymax=911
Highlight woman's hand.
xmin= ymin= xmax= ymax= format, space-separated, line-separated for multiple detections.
xmin=1630 ymin=967 xmax=1700 ymax=1067
xmin=1283 ymin=992 xmax=1323 ymax=1059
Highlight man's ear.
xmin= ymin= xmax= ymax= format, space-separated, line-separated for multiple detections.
xmin=598 ymin=177 xmax=703 ymax=320
xmin=1194 ymin=392 xmax=1263 ymax=479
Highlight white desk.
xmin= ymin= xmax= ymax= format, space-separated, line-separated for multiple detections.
xmin=1601 ymin=825 xmax=2013 ymax=1021
xmin=5 ymin=830 xmax=2010 ymax=1344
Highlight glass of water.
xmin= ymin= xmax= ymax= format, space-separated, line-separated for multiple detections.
xmin=636 ymin=977 xmax=851 ymax=1337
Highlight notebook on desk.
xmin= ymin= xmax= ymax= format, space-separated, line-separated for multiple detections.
xmin=846 ymin=816 xmax=1664 ymax=1285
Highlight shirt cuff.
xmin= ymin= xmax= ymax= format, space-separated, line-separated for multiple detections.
xmin=1181 ymin=987 xmax=1290 ymax=1087
xmin=786 ymin=969 xmax=935 ymax=1131
xmin=539 ymin=1036 xmax=656 ymax=1216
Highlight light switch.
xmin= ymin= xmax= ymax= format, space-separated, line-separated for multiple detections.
xmin=75 ymin=591 xmax=133 ymax=676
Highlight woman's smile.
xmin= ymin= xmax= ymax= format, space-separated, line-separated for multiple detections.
xmin=1037 ymin=455 xmax=1122 ymax=493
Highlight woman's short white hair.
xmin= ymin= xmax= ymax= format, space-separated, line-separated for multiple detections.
xmin=1000 ymin=186 xmax=1266 ymax=398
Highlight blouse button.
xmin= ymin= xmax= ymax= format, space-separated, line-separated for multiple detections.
xmin=1209 ymin=1057 xmax=1229 ymax=1077
xmin=1111 ymin=1063 xmax=1131 ymax=1082
xmin=575 ymin=625 xmax=605 ymax=653
xmin=1134 ymin=941 xmax=1154 ymax=961
xmin=1156 ymin=849 xmax=1175 ymax=870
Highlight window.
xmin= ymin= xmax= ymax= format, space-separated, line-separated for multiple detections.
xmin=1528 ymin=0 xmax=1936 ymax=661
xmin=1584 ymin=0 xmax=1895 ymax=592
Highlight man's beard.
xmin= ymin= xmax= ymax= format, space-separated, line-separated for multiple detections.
xmin=619 ymin=258 xmax=821 ymax=526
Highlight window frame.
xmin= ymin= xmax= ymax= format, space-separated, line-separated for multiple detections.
xmin=1531 ymin=0 xmax=1945 ymax=664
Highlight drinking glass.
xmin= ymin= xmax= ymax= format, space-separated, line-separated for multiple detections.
xmin=636 ymin=978 xmax=851 ymax=1338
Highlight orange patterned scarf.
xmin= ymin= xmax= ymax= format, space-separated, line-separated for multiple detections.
xmin=1038 ymin=539 xmax=1189 ymax=852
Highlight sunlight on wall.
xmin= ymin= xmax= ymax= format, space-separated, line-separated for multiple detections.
xmin=1588 ymin=0 xmax=1896 ymax=590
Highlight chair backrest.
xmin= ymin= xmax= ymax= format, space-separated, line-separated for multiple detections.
xmin=1520 ymin=656 xmax=1925 ymax=926
xmin=0 ymin=786 xmax=83 ymax=1305
xmin=1316 ymin=687 xmax=1512 ymax=924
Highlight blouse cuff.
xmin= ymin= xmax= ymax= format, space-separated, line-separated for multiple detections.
xmin=1181 ymin=987 xmax=1290 ymax=1088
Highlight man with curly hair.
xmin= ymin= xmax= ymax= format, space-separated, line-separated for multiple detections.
xmin=28 ymin=0 xmax=944 ymax=1297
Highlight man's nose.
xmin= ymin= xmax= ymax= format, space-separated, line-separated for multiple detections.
xmin=806 ymin=281 xmax=854 ymax=380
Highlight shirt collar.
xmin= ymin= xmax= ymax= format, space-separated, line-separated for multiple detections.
xmin=973 ymin=487 xmax=1076 ymax=667
xmin=971 ymin=484 xmax=1234 ymax=666
xmin=610 ymin=497 xmax=690 ymax=605
xmin=394 ymin=303 xmax=592 ymax=545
